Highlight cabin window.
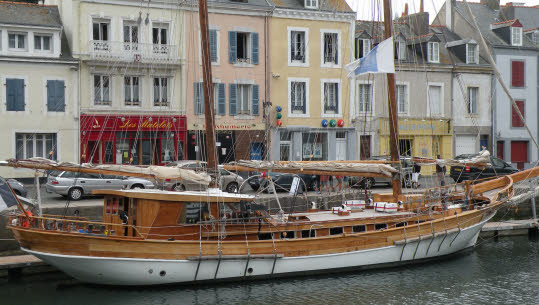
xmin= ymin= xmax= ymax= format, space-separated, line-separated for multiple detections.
xmin=329 ymin=227 xmax=344 ymax=235
xmin=258 ymin=233 xmax=273 ymax=240
xmin=280 ymin=231 xmax=295 ymax=239
xmin=106 ymin=198 xmax=112 ymax=214
xmin=395 ymin=222 xmax=407 ymax=228
xmin=374 ymin=223 xmax=387 ymax=230
xmin=184 ymin=202 xmax=209 ymax=224
xmin=301 ymin=229 xmax=316 ymax=238
xmin=415 ymin=220 xmax=426 ymax=224
xmin=352 ymin=225 xmax=366 ymax=233
xmin=112 ymin=198 xmax=118 ymax=214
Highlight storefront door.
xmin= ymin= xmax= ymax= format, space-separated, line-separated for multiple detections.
xmin=87 ymin=141 xmax=100 ymax=164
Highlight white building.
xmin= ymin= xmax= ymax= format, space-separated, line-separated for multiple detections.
xmin=0 ymin=2 xmax=79 ymax=179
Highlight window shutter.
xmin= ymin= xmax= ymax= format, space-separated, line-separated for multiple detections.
xmin=251 ymin=32 xmax=259 ymax=65
xmin=7 ymin=79 xmax=25 ymax=111
xmin=301 ymin=83 xmax=306 ymax=112
xmin=229 ymin=84 xmax=237 ymax=115
xmin=512 ymin=100 xmax=525 ymax=127
xmin=218 ymin=83 xmax=226 ymax=115
xmin=194 ymin=82 xmax=203 ymax=114
xmin=6 ymin=79 xmax=16 ymax=111
xmin=209 ymin=30 xmax=218 ymax=62
xmin=228 ymin=31 xmax=237 ymax=64
xmin=512 ymin=61 xmax=524 ymax=87
xmin=48 ymin=80 xmax=65 ymax=112
xmin=47 ymin=80 xmax=55 ymax=111
xmin=57 ymin=81 xmax=65 ymax=112
xmin=335 ymin=83 xmax=339 ymax=112
xmin=251 ymin=85 xmax=259 ymax=115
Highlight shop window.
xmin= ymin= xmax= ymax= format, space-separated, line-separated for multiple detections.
xmin=104 ymin=141 xmax=114 ymax=163
xmin=177 ymin=141 xmax=185 ymax=160
xmin=302 ymin=133 xmax=327 ymax=161
xmin=15 ymin=133 xmax=57 ymax=160
xmin=467 ymin=87 xmax=478 ymax=114
xmin=399 ymin=139 xmax=412 ymax=157
xmin=153 ymin=77 xmax=169 ymax=106
xmin=161 ymin=138 xmax=175 ymax=164
xmin=329 ymin=227 xmax=344 ymax=235
xmin=352 ymin=225 xmax=366 ymax=233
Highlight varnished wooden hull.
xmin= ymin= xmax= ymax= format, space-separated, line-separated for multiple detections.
xmin=20 ymin=212 xmax=492 ymax=285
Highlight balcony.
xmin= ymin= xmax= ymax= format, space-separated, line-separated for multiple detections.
xmin=89 ymin=40 xmax=179 ymax=64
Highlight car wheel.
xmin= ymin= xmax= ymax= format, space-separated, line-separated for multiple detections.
xmin=131 ymin=184 xmax=144 ymax=189
xmin=68 ymin=188 xmax=83 ymax=201
xmin=226 ymin=182 xmax=239 ymax=193
xmin=310 ymin=180 xmax=319 ymax=191
xmin=361 ymin=178 xmax=374 ymax=189
xmin=173 ymin=184 xmax=186 ymax=192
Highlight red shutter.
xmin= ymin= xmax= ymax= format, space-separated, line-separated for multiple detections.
xmin=511 ymin=100 xmax=525 ymax=127
xmin=511 ymin=61 xmax=524 ymax=87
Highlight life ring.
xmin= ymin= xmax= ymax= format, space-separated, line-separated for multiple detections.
xmin=22 ymin=211 xmax=33 ymax=228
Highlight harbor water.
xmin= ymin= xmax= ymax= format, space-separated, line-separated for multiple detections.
xmin=2 ymin=236 xmax=539 ymax=305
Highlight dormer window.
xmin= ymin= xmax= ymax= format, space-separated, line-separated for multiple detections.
xmin=8 ymin=33 xmax=26 ymax=50
xmin=511 ymin=27 xmax=522 ymax=46
xmin=305 ymin=0 xmax=318 ymax=9
xmin=355 ymin=38 xmax=371 ymax=59
xmin=466 ymin=43 xmax=478 ymax=64
xmin=533 ymin=32 xmax=539 ymax=45
xmin=427 ymin=42 xmax=439 ymax=63
xmin=396 ymin=41 xmax=406 ymax=60
xmin=34 ymin=35 xmax=52 ymax=52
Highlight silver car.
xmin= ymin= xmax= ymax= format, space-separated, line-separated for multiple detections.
xmin=7 ymin=179 xmax=28 ymax=197
xmin=161 ymin=161 xmax=244 ymax=193
xmin=46 ymin=171 xmax=154 ymax=200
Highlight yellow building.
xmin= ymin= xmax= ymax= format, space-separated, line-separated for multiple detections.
xmin=269 ymin=0 xmax=356 ymax=161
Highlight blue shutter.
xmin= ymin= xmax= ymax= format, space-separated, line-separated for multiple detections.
xmin=6 ymin=79 xmax=24 ymax=111
xmin=47 ymin=80 xmax=55 ymax=111
xmin=251 ymin=32 xmax=259 ymax=65
xmin=218 ymin=83 xmax=226 ymax=115
xmin=228 ymin=31 xmax=237 ymax=64
xmin=47 ymin=80 xmax=66 ymax=112
xmin=57 ymin=81 xmax=65 ymax=112
xmin=251 ymin=85 xmax=259 ymax=116
xmin=194 ymin=82 xmax=204 ymax=114
xmin=229 ymin=84 xmax=237 ymax=115
xmin=209 ymin=30 xmax=218 ymax=63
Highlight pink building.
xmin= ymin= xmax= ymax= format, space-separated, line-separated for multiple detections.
xmin=185 ymin=0 xmax=271 ymax=163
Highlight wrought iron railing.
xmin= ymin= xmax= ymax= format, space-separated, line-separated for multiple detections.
xmin=89 ymin=40 xmax=179 ymax=64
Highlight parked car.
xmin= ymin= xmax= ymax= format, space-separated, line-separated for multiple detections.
xmin=162 ymin=161 xmax=244 ymax=193
xmin=46 ymin=171 xmax=155 ymax=200
xmin=248 ymin=173 xmax=319 ymax=193
xmin=350 ymin=156 xmax=414 ymax=189
xmin=450 ymin=154 xmax=518 ymax=182
xmin=7 ymin=179 xmax=28 ymax=197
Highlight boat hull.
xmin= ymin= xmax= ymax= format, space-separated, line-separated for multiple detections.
xmin=22 ymin=213 xmax=492 ymax=286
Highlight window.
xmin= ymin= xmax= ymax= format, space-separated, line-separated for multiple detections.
xmin=280 ymin=231 xmax=295 ymax=239
xmin=396 ymin=84 xmax=408 ymax=114
xmin=357 ymin=83 xmax=372 ymax=113
xmin=374 ymin=223 xmax=388 ymax=230
xmin=301 ymin=229 xmax=316 ymax=238
xmin=237 ymin=84 xmax=250 ymax=114
xmin=360 ymin=135 xmax=371 ymax=159
xmin=427 ymin=42 xmax=439 ymax=63
xmin=6 ymin=78 xmax=25 ymax=111
xmin=302 ymin=132 xmax=327 ymax=161
xmin=124 ymin=76 xmax=140 ymax=106
xmin=533 ymin=32 xmax=539 ymax=45
xmin=15 ymin=133 xmax=57 ymax=160
xmin=153 ymin=77 xmax=169 ymax=106
xmin=427 ymin=85 xmax=442 ymax=116
xmin=228 ymin=31 xmax=259 ymax=65
xmin=290 ymin=81 xmax=307 ymax=115
xmin=329 ymin=227 xmax=344 ymax=235
xmin=511 ymin=27 xmax=522 ymax=46
xmin=34 ymin=35 xmax=52 ymax=51
xmin=323 ymin=82 xmax=338 ymax=114
xmin=209 ymin=29 xmax=218 ymax=63
xmin=323 ymin=32 xmax=338 ymax=65
xmin=352 ymin=225 xmax=366 ymax=233
xmin=511 ymin=61 xmax=524 ymax=87
xmin=304 ymin=0 xmax=318 ymax=8
xmin=280 ymin=132 xmax=292 ymax=161
xmin=467 ymin=87 xmax=478 ymax=114
xmin=123 ymin=23 xmax=139 ymax=51
xmin=511 ymin=100 xmax=525 ymax=128
xmin=8 ymin=33 xmax=26 ymax=50
xmin=355 ymin=38 xmax=371 ymax=59
xmin=152 ymin=24 xmax=169 ymax=54
xmin=213 ymin=83 xmax=226 ymax=115
xmin=94 ymin=75 xmax=111 ymax=106
xmin=466 ymin=44 xmax=478 ymax=64
xmin=236 ymin=32 xmax=249 ymax=63
xmin=47 ymin=80 xmax=65 ymax=112
xmin=396 ymin=41 xmax=407 ymax=60
xmin=92 ymin=21 xmax=109 ymax=41
xmin=291 ymin=31 xmax=306 ymax=63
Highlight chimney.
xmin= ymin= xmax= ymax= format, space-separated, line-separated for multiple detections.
xmin=480 ymin=0 xmax=500 ymax=10
xmin=399 ymin=12 xmax=430 ymax=36
xmin=403 ymin=3 xmax=408 ymax=17
xmin=420 ymin=0 xmax=424 ymax=13
xmin=445 ymin=0 xmax=454 ymax=31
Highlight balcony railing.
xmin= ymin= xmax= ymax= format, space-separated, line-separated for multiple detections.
xmin=89 ymin=40 xmax=179 ymax=64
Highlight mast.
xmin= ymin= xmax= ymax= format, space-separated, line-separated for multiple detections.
xmin=383 ymin=0 xmax=402 ymax=197
xmin=198 ymin=0 xmax=218 ymax=187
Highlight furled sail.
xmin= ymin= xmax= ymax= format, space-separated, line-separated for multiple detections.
xmin=412 ymin=150 xmax=491 ymax=168
xmin=224 ymin=160 xmax=398 ymax=177
xmin=2 ymin=158 xmax=211 ymax=185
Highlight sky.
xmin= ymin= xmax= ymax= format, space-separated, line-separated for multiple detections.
xmin=345 ymin=0 xmax=539 ymax=22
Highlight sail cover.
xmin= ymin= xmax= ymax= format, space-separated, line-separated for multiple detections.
xmin=227 ymin=160 xmax=398 ymax=177
xmin=3 ymin=158 xmax=211 ymax=185
xmin=413 ymin=150 xmax=491 ymax=167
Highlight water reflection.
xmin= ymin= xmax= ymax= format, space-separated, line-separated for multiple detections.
xmin=3 ymin=236 xmax=539 ymax=305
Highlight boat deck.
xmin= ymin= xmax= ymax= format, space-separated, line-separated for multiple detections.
xmin=284 ymin=209 xmax=414 ymax=222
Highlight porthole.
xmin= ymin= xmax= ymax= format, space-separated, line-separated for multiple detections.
xmin=148 ymin=269 xmax=154 ymax=274
xmin=160 ymin=270 xmax=166 ymax=277
xmin=247 ymin=267 xmax=253 ymax=274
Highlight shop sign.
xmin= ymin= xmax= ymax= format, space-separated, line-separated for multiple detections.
xmin=379 ymin=119 xmax=451 ymax=135
xmin=81 ymin=115 xmax=185 ymax=131
xmin=191 ymin=122 xmax=265 ymax=130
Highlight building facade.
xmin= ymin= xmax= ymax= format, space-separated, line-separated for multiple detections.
xmin=50 ymin=0 xmax=187 ymax=165
xmin=269 ymin=0 xmax=356 ymax=162
xmin=436 ymin=0 xmax=539 ymax=169
xmin=184 ymin=0 xmax=271 ymax=163
xmin=0 ymin=2 xmax=79 ymax=178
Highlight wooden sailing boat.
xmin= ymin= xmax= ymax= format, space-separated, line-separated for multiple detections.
xmin=3 ymin=0 xmax=539 ymax=286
